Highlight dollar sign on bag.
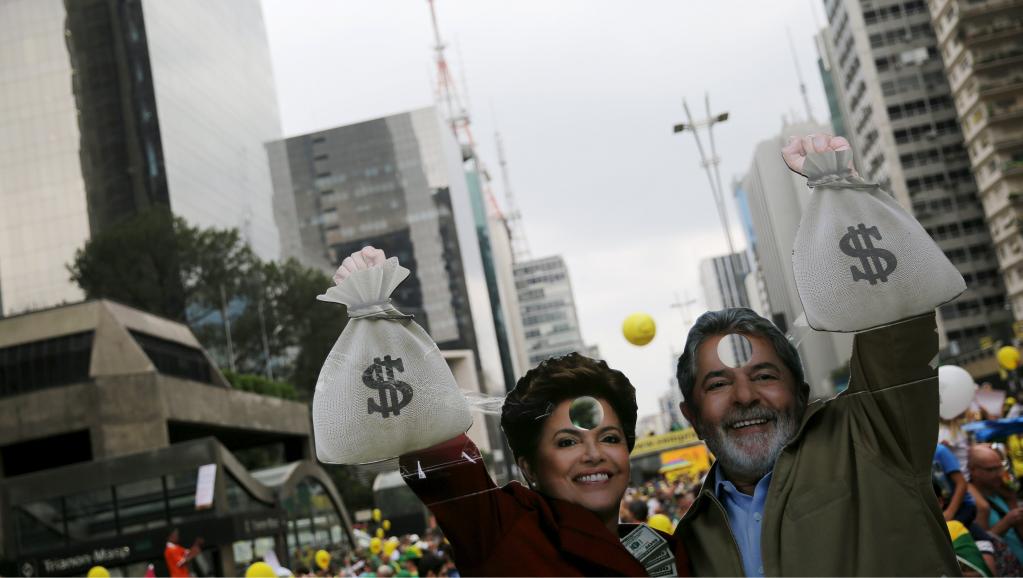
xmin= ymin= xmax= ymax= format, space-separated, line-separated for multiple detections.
xmin=839 ymin=223 xmax=898 ymax=285
xmin=362 ymin=355 xmax=413 ymax=418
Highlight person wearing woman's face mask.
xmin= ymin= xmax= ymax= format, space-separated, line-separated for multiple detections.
xmin=335 ymin=247 xmax=690 ymax=576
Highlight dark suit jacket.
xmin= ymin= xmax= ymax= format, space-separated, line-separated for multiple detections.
xmin=399 ymin=435 xmax=691 ymax=576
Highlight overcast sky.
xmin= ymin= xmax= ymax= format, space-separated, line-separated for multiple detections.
xmin=261 ymin=0 xmax=833 ymax=418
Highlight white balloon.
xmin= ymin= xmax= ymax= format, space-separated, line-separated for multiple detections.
xmin=938 ymin=365 xmax=976 ymax=420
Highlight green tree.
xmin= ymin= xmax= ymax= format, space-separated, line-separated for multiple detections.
xmin=68 ymin=209 xmax=344 ymax=399
xmin=68 ymin=208 xmax=187 ymax=319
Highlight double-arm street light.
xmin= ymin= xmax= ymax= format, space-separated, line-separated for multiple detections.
xmin=673 ymin=94 xmax=737 ymax=259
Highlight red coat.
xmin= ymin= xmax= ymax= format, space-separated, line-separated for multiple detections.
xmin=399 ymin=435 xmax=691 ymax=577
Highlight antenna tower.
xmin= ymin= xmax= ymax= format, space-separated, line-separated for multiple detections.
xmin=427 ymin=1 xmax=519 ymax=240
xmin=786 ymin=27 xmax=815 ymax=124
xmin=496 ymin=131 xmax=531 ymax=262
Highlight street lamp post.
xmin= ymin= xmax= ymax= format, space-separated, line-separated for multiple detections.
xmin=673 ymin=95 xmax=738 ymax=260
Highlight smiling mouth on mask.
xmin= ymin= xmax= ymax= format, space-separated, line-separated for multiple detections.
xmin=729 ymin=417 xmax=773 ymax=430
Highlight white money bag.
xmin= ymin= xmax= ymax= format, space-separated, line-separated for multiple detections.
xmin=312 ymin=257 xmax=472 ymax=464
xmin=792 ymin=150 xmax=966 ymax=332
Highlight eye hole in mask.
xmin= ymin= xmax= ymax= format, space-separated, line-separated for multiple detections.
xmin=717 ymin=333 xmax=754 ymax=368
xmin=568 ymin=396 xmax=604 ymax=430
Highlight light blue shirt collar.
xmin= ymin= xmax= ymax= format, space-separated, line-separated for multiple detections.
xmin=712 ymin=467 xmax=772 ymax=577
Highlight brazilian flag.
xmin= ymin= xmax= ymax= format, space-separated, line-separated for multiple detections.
xmin=947 ymin=520 xmax=991 ymax=577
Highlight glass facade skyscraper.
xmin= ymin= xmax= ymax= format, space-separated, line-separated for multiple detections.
xmin=0 ymin=0 xmax=283 ymax=316
xmin=267 ymin=107 xmax=506 ymax=394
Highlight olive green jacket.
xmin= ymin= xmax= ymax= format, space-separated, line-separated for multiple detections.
xmin=677 ymin=314 xmax=961 ymax=576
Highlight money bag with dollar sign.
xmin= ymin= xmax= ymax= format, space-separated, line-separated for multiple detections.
xmin=312 ymin=257 xmax=472 ymax=464
xmin=791 ymin=150 xmax=966 ymax=332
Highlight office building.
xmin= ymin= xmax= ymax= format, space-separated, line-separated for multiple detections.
xmin=929 ymin=0 xmax=1023 ymax=321
xmin=514 ymin=255 xmax=594 ymax=367
xmin=822 ymin=0 xmax=1012 ymax=376
xmin=700 ymin=252 xmax=756 ymax=367
xmin=699 ymin=252 xmax=752 ymax=312
xmin=738 ymin=121 xmax=854 ymax=398
xmin=0 ymin=0 xmax=284 ymax=317
xmin=464 ymin=168 xmax=530 ymax=387
xmin=0 ymin=301 xmax=352 ymax=576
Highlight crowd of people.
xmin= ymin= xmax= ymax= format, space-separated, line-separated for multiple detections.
xmin=288 ymin=525 xmax=459 ymax=578
xmin=933 ymin=405 xmax=1023 ymax=577
xmin=620 ymin=476 xmax=701 ymax=530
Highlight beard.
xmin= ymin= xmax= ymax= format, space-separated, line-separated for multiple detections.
xmin=697 ymin=401 xmax=804 ymax=482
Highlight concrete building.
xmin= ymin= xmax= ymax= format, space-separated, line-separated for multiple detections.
xmin=0 ymin=0 xmax=284 ymax=316
xmin=822 ymin=0 xmax=1012 ymax=377
xmin=737 ymin=121 xmax=854 ymax=399
xmin=0 ymin=300 xmax=352 ymax=576
xmin=700 ymin=252 xmax=756 ymax=368
xmin=699 ymin=252 xmax=752 ymax=312
xmin=928 ymin=0 xmax=1023 ymax=322
xmin=514 ymin=255 xmax=595 ymax=367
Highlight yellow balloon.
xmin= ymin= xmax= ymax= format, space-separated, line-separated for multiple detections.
xmin=375 ymin=527 xmax=385 ymax=539
xmin=647 ymin=513 xmax=674 ymax=534
xmin=370 ymin=536 xmax=383 ymax=555
xmin=623 ymin=313 xmax=656 ymax=346
xmin=315 ymin=549 xmax=331 ymax=570
xmin=383 ymin=541 xmax=398 ymax=556
xmin=998 ymin=345 xmax=1020 ymax=370
xmin=245 ymin=562 xmax=277 ymax=578
xmin=382 ymin=519 xmax=391 ymax=531
xmin=87 ymin=567 xmax=111 ymax=578
xmin=372 ymin=508 xmax=382 ymax=522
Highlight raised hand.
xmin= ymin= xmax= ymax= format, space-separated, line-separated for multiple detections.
xmin=781 ymin=133 xmax=853 ymax=177
xmin=333 ymin=246 xmax=387 ymax=285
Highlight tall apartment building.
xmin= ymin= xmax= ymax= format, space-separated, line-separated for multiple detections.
xmin=514 ymin=255 xmax=593 ymax=367
xmin=699 ymin=252 xmax=752 ymax=311
xmin=822 ymin=0 xmax=1012 ymax=374
xmin=0 ymin=0 xmax=284 ymax=316
xmin=928 ymin=0 xmax=1023 ymax=321
xmin=737 ymin=120 xmax=854 ymax=399
xmin=699 ymin=252 xmax=755 ymax=367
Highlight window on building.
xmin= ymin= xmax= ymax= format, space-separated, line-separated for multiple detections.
xmin=129 ymin=331 xmax=213 ymax=384
xmin=15 ymin=498 xmax=65 ymax=554
xmin=0 ymin=332 xmax=94 ymax=398
xmin=65 ymin=488 xmax=117 ymax=542
xmin=116 ymin=477 xmax=167 ymax=534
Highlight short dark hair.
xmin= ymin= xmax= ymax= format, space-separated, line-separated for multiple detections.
xmin=675 ymin=308 xmax=805 ymax=406
xmin=627 ymin=499 xmax=649 ymax=521
xmin=501 ymin=353 xmax=638 ymax=466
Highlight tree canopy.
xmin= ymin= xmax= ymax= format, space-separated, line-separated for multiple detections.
xmin=68 ymin=208 xmax=344 ymax=398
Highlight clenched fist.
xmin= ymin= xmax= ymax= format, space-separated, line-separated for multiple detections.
xmin=781 ymin=133 xmax=853 ymax=177
xmin=333 ymin=246 xmax=387 ymax=285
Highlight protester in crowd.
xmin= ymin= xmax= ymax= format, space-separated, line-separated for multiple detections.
xmin=969 ymin=444 xmax=1023 ymax=564
xmin=334 ymin=247 xmax=689 ymax=576
xmin=164 ymin=529 xmax=201 ymax=578
xmin=619 ymin=496 xmax=649 ymax=523
xmin=940 ymin=415 xmax=971 ymax=471
xmin=936 ymin=442 xmax=979 ymax=525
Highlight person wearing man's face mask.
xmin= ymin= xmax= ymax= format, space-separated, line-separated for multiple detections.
xmin=673 ymin=134 xmax=961 ymax=577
